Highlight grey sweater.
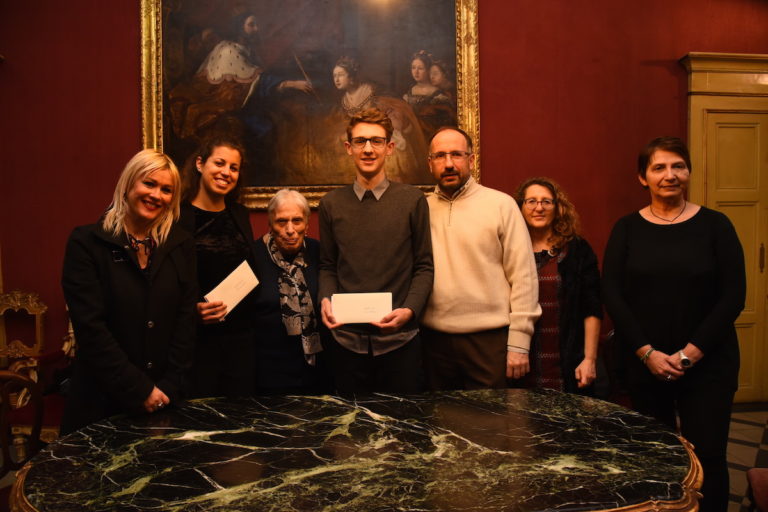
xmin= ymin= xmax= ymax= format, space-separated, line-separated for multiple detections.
xmin=319 ymin=181 xmax=434 ymax=338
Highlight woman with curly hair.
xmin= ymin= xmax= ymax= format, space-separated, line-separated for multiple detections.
xmin=513 ymin=177 xmax=602 ymax=393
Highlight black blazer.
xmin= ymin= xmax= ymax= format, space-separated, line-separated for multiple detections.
xmin=61 ymin=222 xmax=197 ymax=433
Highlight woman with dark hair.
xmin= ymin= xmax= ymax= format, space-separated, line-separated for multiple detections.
xmin=513 ymin=177 xmax=602 ymax=393
xmin=61 ymin=149 xmax=196 ymax=434
xmin=179 ymin=136 xmax=260 ymax=397
xmin=602 ymin=137 xmax=745 ymax=511
xmin=402 ymin=50 xmax=455 ymax=140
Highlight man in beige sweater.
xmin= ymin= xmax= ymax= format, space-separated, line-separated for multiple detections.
xmin=421 ymin=127 xmax=541 ymax=390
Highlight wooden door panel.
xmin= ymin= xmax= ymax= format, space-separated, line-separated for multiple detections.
xmin=706 ymin=112 xmax=768 ymax=402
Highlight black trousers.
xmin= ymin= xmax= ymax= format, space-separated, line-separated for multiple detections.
xmin=630 ymin=374 xmax=735 ymax=512
xmin=421 ymin=326 xmax=508 ymax=391
xmin=192 ymin=328 xmax=257 ymax=398
xmin=330 ymin=335 xmax=424 ymax=395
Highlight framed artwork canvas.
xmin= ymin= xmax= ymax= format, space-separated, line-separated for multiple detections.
xmin=141 ymin=0 xmax=479 ymax=208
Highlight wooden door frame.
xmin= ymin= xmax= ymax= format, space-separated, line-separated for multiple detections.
xmin=680 ymin=52 xmax=768 ymax=205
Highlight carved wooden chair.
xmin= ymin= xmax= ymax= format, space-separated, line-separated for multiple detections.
xmin=0 ymin=291 xmax=74 ymax=459
xmin=0 ymin=370 xmax=43 ymax=479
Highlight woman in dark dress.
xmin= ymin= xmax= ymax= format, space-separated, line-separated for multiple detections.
xmin=61 ymin=149 xmax=197 ymax=434
xmin=514 ymin=177 xmax=602 ymax=393
xmin=252 ymin=189 xmax=329 ymax=394
xmin=179 ymin=136 xmax=259 ymax=397
xmin=602 ymin=137 xmax=746 ymax=511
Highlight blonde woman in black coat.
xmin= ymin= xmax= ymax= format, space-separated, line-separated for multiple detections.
xmin=61 ymin=149 xmax=197 ymax=434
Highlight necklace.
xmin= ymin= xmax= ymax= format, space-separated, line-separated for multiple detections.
xmin=342 ymin=85 xmax=374 ymax=116
xmin=649 ymin=200 xmax=687 ymax=223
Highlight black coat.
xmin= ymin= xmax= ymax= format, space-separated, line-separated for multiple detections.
xmin=252 ymin=236 xmax=330 ymax=393
xmin=61 ymin=223 xmax=197 ymax=433
xmin=552 ymin=237 xmax=603 ymax=393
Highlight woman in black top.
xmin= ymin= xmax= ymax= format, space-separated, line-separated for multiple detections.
xmin=602 ymin=137 xmax=746 ymax=511
xmin=61 ymin=149 xmax=196 ymax=433
xmin=179 ymin=136 xmax=259 ymax=397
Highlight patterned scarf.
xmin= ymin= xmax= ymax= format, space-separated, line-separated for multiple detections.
xmin=127 ymin=233 xmax=156 ymax=255
xmin=264 ymin=233 xmax=321 ymax=366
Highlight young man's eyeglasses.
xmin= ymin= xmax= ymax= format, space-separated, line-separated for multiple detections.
xmin=349 ymin=136 xmax=388 ymax=149
xmin=428 ymin=151 xmax=471 ymax=162
xmin=522 ymin=198 xmax=556 ymax=210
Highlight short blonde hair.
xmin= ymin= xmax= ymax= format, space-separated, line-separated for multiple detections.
xmin=102 ymin=149 xmax=181 ymax=245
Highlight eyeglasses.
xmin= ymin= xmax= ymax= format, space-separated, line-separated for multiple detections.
xmin=428 ymin=151 xmax=472 ymax=162
xmin=522 ymin=198 xmax=555 ymax=210
xmin=349 ymin=136 xmax=388 ymax=149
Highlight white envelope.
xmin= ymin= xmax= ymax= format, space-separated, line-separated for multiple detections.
xmin=332 ymin=292 xmax=392 ymax=324
xmin=204 ymin=260 xmax=259 ymax=317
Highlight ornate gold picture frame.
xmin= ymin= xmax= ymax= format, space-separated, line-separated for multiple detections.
xmin=141 ymin=0 xmax=479 ymax=209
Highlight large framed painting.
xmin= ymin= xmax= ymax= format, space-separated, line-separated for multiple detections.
xmin=141 ymin=0 xmax=479 ymax=209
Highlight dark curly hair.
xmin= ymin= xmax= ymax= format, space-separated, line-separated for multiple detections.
xmin=514 ymin=177 xmax=581 ymax=251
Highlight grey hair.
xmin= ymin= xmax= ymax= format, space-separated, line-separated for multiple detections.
xmin=267 ymin=189 xmax=310 ymax=223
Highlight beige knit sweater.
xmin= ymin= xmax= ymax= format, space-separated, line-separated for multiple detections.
xmin=422 ymin=178 xmax=541 ymax=351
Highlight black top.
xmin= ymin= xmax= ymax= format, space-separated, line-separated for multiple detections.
xmin=189 ymin=204 xmax=254 ymax=329
xmin=602 ymin=207 xmax=745 ymax=387
xmin=178 ymin=201 xmax=261 ymax=398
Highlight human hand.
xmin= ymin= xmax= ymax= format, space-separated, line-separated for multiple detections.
xmin=575 ymin=358 xmax=597 ymax=388
xmin=372 ymin=308 xmax=413 ymax=334
xmin=506 ymin=352 xmax=530 ymax=379
xmin=281 ymin=80 xmax=313 ymax=93
xmin=321 ymin=298 xmax=343 ymax=329
xmin=143 ymin=386 xmax=169 ymax=413
xmin=197 ymin=301 xmax=227 ymax=324
xmin=667 ymin=343 xmax=704 ymax=372
xmin=645 ymin=350 xmax=684 ymax=382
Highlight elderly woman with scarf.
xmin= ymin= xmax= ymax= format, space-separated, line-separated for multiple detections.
xmin=252 ymin=189 xmax=330 ymax=394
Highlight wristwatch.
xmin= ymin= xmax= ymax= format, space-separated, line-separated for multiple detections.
xmin=679 ymin=350 xmax=692 ymax=369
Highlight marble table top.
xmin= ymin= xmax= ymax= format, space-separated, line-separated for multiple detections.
xmin=13 ymin=389 xmax=700 ymax=511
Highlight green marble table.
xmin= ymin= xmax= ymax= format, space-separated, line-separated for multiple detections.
xmin=12 ymin=389 xmax=701 ymax=511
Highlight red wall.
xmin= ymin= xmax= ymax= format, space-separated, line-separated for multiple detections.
xmin=1 ymin=0 xmax=767 ymax=348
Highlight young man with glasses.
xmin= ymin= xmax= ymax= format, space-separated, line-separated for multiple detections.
xmin=421 ymin=127 xmax=540 ymax=390
xmin=318 ymin=108 xmax=434 ymax=394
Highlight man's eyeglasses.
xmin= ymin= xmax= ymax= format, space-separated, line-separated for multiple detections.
xmin=349 ymin=137 xmax=388 ymax=149
xmin=522 ymin=198 xmax=556 ymax=210
xmin=428 ymin=151 xmax=472 ymax=162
